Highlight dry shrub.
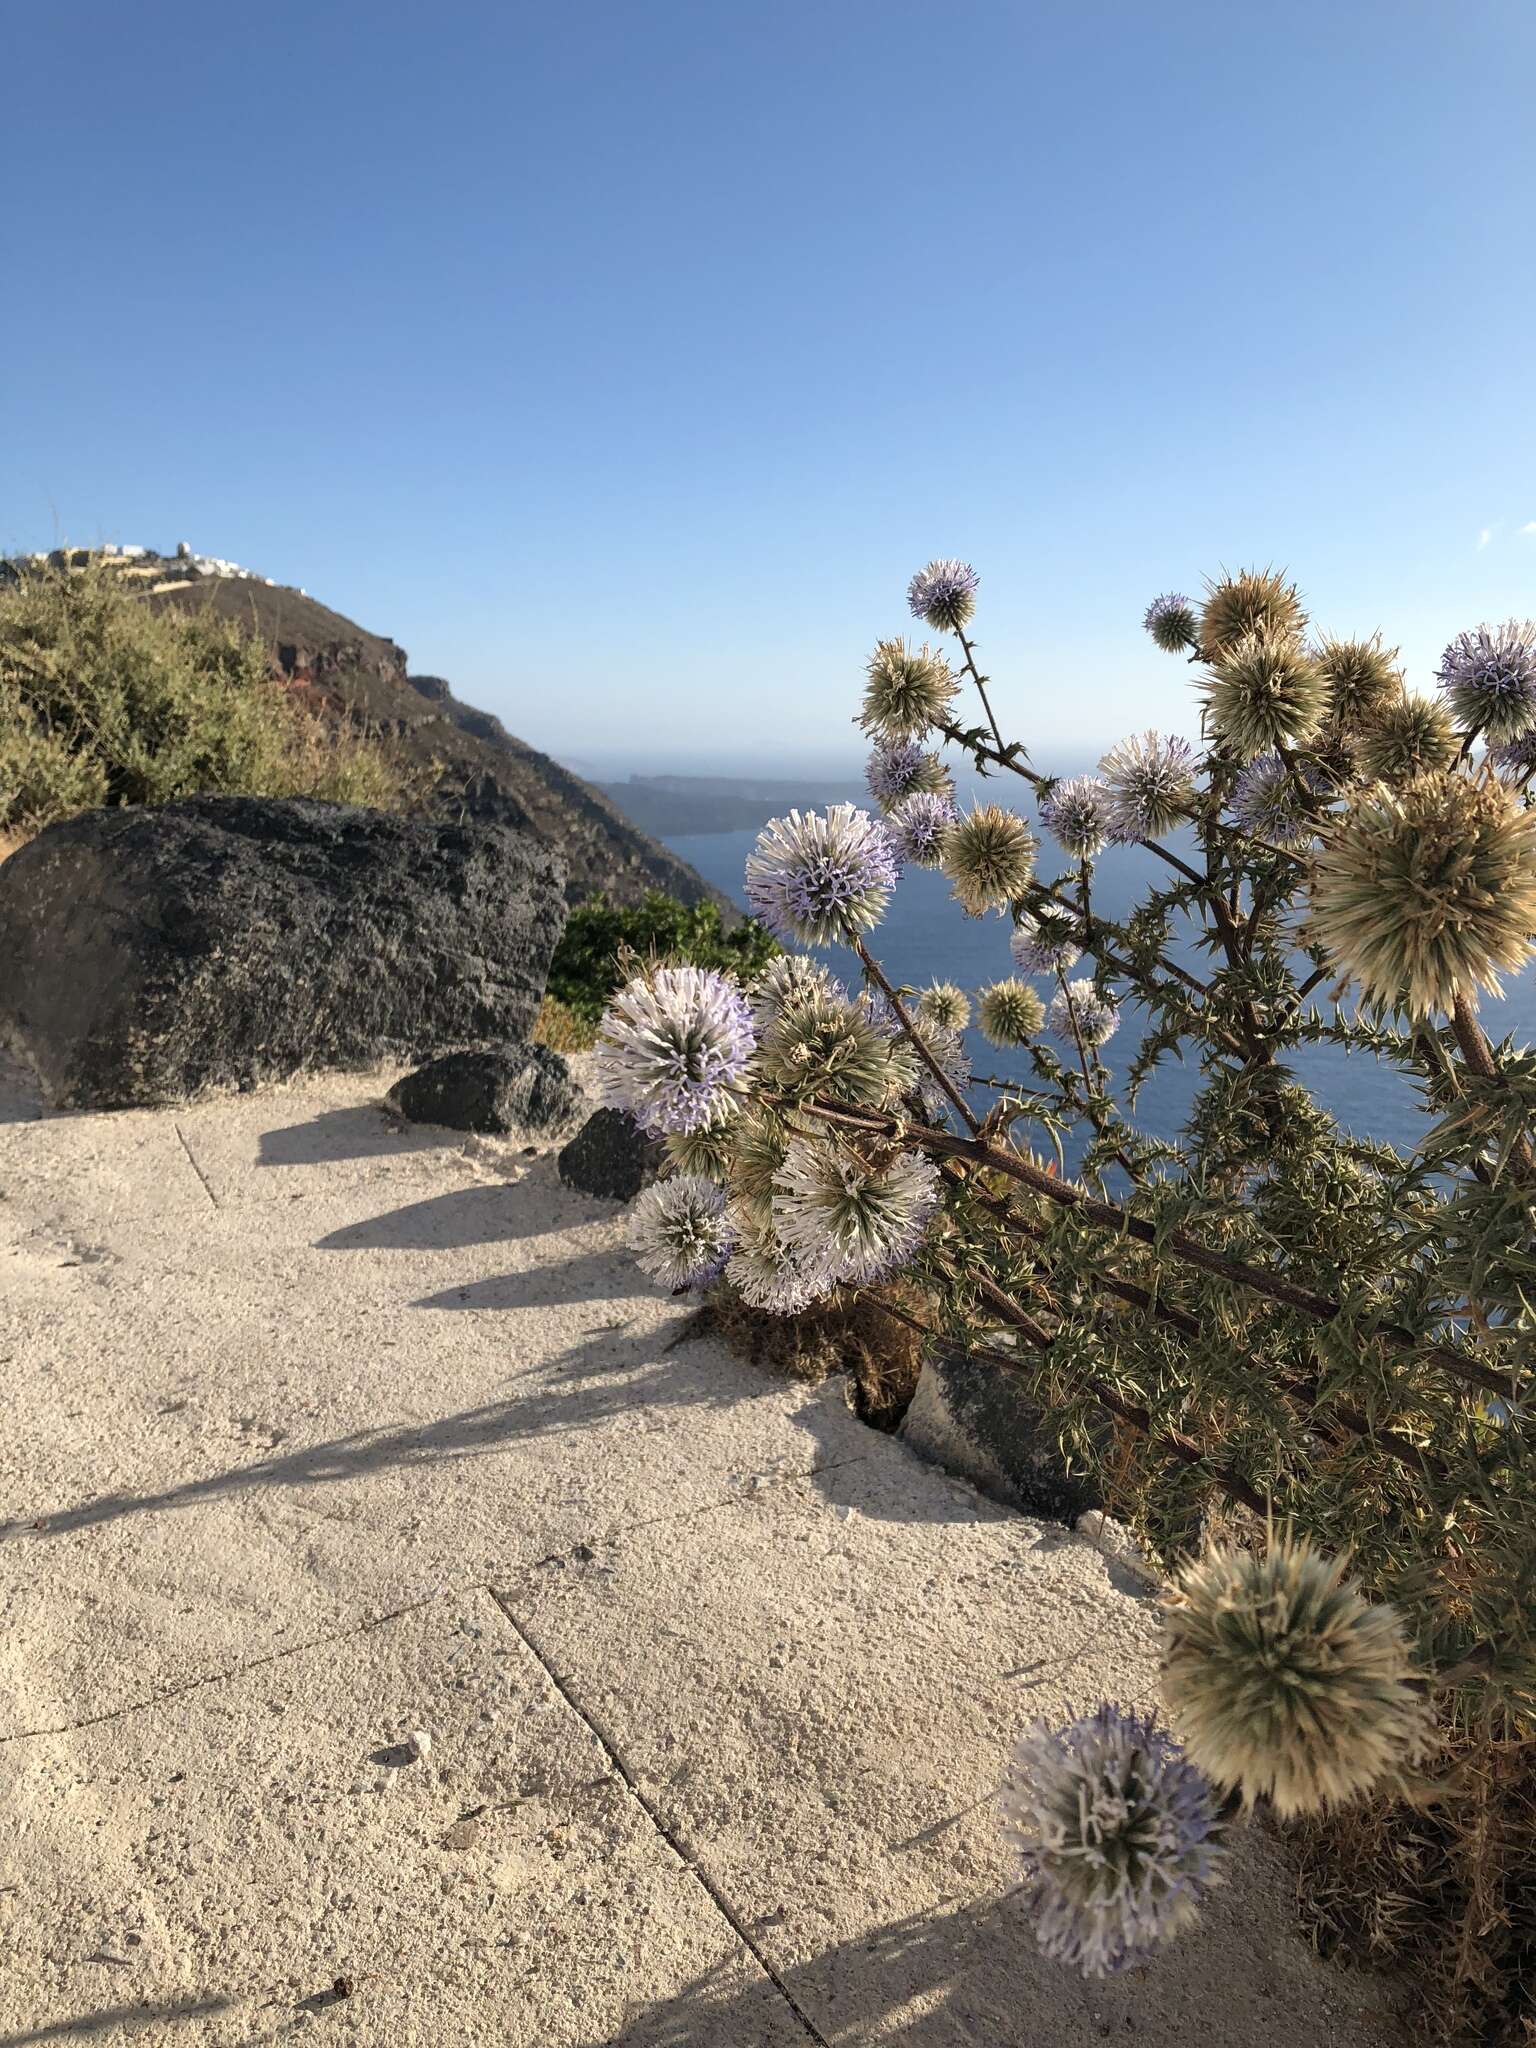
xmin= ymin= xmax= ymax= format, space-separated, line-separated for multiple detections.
xmin=699 ymin=1278 xmax=928 ymax=1430
xmin=1288 ymin=1733 xmax=1536 ymax=2046
xmin=534 ymin=994 xmax=598 ymax=1054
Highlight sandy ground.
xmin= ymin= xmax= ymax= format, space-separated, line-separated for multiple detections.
xmin=0 ymin=1054 xmax=1401 ymax=2046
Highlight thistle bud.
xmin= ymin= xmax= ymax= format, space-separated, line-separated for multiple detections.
xmin=1202 ymin=629 xmax=1327 ymax=759
xmin=978 ymin=978 xmax=1046 ymax=1047
xmin=1199 ymin=567 xmax=1307 ymax=662
xmin=942 ymin=804 xmax=1038 ymax=916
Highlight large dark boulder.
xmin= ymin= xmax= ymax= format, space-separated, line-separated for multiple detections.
xmin=388 ymin=1045 xmax=584 ymax=1136
xmin=557 ymin=1108 xmax=663 ymax=1202
xmin=899 ymin=1350 xmax=1105 ymax=1523
xmin=0 ymin=797 xmax=567 ymax=1111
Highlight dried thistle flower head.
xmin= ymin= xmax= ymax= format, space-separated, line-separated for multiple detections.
xmin=978 ymin=978 xmax=1046 ymax=1047
xmin=907 ymin=558 xmax=979 ymax=634
xmin=1001 ymin=1702 xmax=1227 ymax=1978
xmin=1199 ymin=567 xmax=1308 ymax=661
xmin=1162 ymin=1537 xmax=1434 ymax=1819
xmin=1202 ymin=629 xmax=1327 ymax=759
xmin=663 ymin=1121 xmax=735 ymax=1181
xmin=917 ymin=980 xmax=971 ymax=1031
xmin=1308 ymin=769 xmax=1536 ymax=1015
xmin=1356 ymin=693 xmax=1459 ymax=782
xmin=1313 ymin=634 xmax=1403 ymax=730
xmin=1142 ymin=592 xmax=1198 ymax=654
xmin=755 ymin=985 xmax=916 ymax=1109
xmin=860 ymin=638 xmax=959 ymax=740
xmin=942 ymin=803 xmax=1038 ymax=916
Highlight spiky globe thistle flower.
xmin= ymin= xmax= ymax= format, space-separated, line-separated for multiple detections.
xmin=1038 ymin=776 xmax=1113 ymax=860
xmin=918 ymin=980 xmax=971 ymax=1031
xmin=1228 ymin=752 xmax=1323 ymax=846
xmin=747 ymin=953 xmax=844 ymax=1035
xmin=1142 ymin=593 xmax=1198 ymax=655
xmin=865 ymin=737 xmax=951 ymax=811
xmin=663 ymin=1121 xmax=736 ymax=1181
xmin=1312 ymin=635 xmax=1403 ymax=731
xmin=1435 ymin=619 xmax=1536 ymax=743
xmin=745 ymin=804 xmax=899 ymax=948
xmin=726 ymin=1108 xmax=791 ymax=1235
xmin=1001 ymin=1703 xmax=1227 ymax=1979
xmin=595 ymin=967 xmax=755 ymax=1136
xmin=1198 ymin=567 xmax=1307 ymax=662
xmin=724 ymin=1221 xmax=815 ymax=1316
xmin=907 ymin=558 xmax=980 ymax=634
xmin=978 ymin=978 xmax=1046 ymax=1048
xmin=942 ymin=804 xmax=1038 ymax=916
xmin=756 ymin=985 xmax=916 ymax=1109
xmin=887 ymin=788 xmax=958 ymax=867
xmin=1049 ymin=979 xmax=1120 ymax=1048
xmin=772 ymin=1136 xmax=940 ymax=1290
xmin=1202 ymin=630 xmax=1327 ymax=759
xmin=860 ymin=638 xmax=959 ymax=740
xmin=1308 ymin=770 xmax=1536 ymax=1015
xmin=628 ymin=1175 xmax=735 ymax=1291
xmin=1098 ymin=731 xmax=1197 ymax=842
xmin=1491 ymin=729 xmax=1536 ymax=783
xmin=1011 ymin=910 xmax=1081 ymax=975
xmin=1162 ymin=1538 xmax=1434 ymax=1819
xmin=1357 ymin=693 xmax=1459 ymax=782
xmin=863 ymin=993 xmax=973 ymax=1119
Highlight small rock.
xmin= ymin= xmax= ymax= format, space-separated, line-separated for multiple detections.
xmin=556 ymin=1107 xmax=663 ymax=1201
xmin=405 ymin=1729 xmax=432 ymax=1763
xmin=388 ymin=1045 xmax=585 ymax=1137
xmin=441 ymin=1818 xmax=482 ymax=1851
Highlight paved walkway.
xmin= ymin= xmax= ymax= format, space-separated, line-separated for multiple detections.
xmin=0 ymin=1060 xmax=1397 ymax=2045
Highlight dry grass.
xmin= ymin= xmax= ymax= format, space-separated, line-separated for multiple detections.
xmin=533 ymin=994 xmax=598 ymax=1054
xmin=1288 ymin=1732 xmax=1536 ymax=2046
xmin=0 ymin=826 xmax=31 ymax=865
xmin=699 ymin=1278 xmax=928 ymax=1431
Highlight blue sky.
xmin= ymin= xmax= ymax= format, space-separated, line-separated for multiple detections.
xmin=5 ymin=1 xmax=1535 ymax=777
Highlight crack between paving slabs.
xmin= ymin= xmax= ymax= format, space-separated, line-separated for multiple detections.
xmin=0 ymin=1456 xmax=871 ymax=1746
xmin=487 ymin=1589 xmax=833 ymax=2048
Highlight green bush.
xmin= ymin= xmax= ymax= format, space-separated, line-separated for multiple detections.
xmin=0 ymin=555 xmax=410 ymax=831
xmin=546 ymin=889 xmax=779 ymax=1022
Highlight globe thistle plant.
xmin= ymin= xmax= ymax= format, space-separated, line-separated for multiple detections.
xmin=1162 ymin=1538 xmax=1434 ymax=1819
xmin=628 ymin=1175 xmax=735 ymax=1291
xmin=1049 ymin=979 xmax=1119 ymax=1048
xmin=1228 ymin=752 xmax=1322 ymax=846
xmin=1143 ymin=593 xmax=1198 ymax=655
xmin=978 ymin=978 xmax=1046 ymax=1048
xmin=1313 ymin=634 xmax=1403 ymax=730
xmin=942 ymin=803 xmax=1038 ymax=916
xmin=748 ymin=953 xmax=844 ymax=1035
xmin=1198 ymin=567 xmax=1307 ymax=662
xmin=917 ymin=980 xmax=971 ymax=1031
xmin=724 ymin=1223 xmax=815 ymax=1316
xmin=745 ymin=804 xmax=899 ymax=948
xmin=1491 ymin=728 xmax=1536 ymax=783
xmin=1435 ymin=619 xmax=1536 ymax=743
xmin=1357 ymin=692 xmax=1459 ymax=783
xmin=1001 ymin=1703 xmax=1227 ymax=1978
xmin=1011 ymin=910 xmax=1081 ymax=975
xmin=908 ymin=557 xmax=979 ymax=634
xmin=772 ymin=1136 xmax=940 ymax=1291
xmin=860 ymin=638 xmax=958 ymax=740
xmin=865 ymin=737 xmax=950 ymax=811
xmin=1308 ymin=769 xmax=1536 ymax=1015
xmin=663 ymin=1121 xmax=736 ymax=1181
xmin=1038 ymin=775 xmax=1113 ymax=860
xmin=595 ymin=966 xmax=756 ymax=1137
xmin=1098 ymin=731 xmax=1197 ymax=842
xmin=1202 ymin=629 xmax=1328 ymax=759
xmin=756 ymin=985 xmax=916 ymax=1109
xmin=887 ymin=788 xmax=958 ymax=868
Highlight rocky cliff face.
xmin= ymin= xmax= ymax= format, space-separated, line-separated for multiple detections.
xmin=146 ymin=573 xmax=732 ymax=916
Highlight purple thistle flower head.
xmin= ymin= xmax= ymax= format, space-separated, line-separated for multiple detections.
xmin=1229 ymin=752 xmax=1321 ymax=845
xmin=888 ymin=788 xmax=957 ymax=867
xmin=1011 ymin=910 xmax=1081 ymax=975
xmin=744 ymin=804 xmax=899 ymax=948
xmin=865 ymin=737 xmax=948 ymax=810
xmin=907 ymin=558 xmax=980 ymax=634
xmin=772 ymin=1137 xmax=941 ymax=1291
xmin=595 ymin=966 xmax=755 ymax=1136
xmin=1098 ymin=731 xmax=1198 ymax=842
xmin=1048 ymin=979 xmax=1119 ymax=1049
xmin=627 ymin=1175 xmax=735 ymax=1291
xmin=1001 ymin=1702 xmax=1226 ymax=1979
xmin=1435 ymin=620 xmax=1536 ymax=743
xmin=1142 ymin=592 xmax=1198 ymax=654
xmin=1038 ymin=776 xmax=1113 ymax=861
xmin=1491 ymin=729 xmax=1536 ymax=782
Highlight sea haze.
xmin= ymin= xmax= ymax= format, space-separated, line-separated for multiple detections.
xmin=652 ymin=767 xmax=1536 ymax=1161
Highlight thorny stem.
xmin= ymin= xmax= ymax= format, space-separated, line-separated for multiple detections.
xmin=1449 ymin=991 xmax=1536 ymax=1177
xmin=845 ymin=930 xmax=979 ymax=1135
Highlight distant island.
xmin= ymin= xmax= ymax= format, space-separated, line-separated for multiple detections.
xmin=594 ymin=772 xmax=859 ymax=838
